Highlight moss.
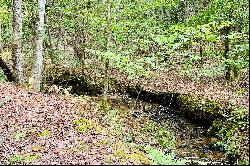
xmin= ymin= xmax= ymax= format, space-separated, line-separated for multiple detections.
xmin=128 ymin=150 xmax=152 ymax=164
xmin=37 ymin=129 xmax=51 ymax=138
xmin=177 ymin=94 xmax=229 ymax=128
xmin=9 ymin=153 xmax=40 ymax=165
xmin=113 ymin=146 xmax=151 ymax=164
xmin=114 ymin=149 xmax=127 ymax=158
xmin=177 ymin=94 xmax=226 ymax=115
xmin=95 ymin=138 xmax=111 ymax=147
xmin=73 ymin=118 xmax=101 ymax=134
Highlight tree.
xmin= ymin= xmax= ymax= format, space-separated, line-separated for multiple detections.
xmin=12 ymin=0 xmax=23 ymax=84
xmin=101 ymin=0 xmax=112 ymax=111
xmin=32 ymin=0 xmax=46 ymax=91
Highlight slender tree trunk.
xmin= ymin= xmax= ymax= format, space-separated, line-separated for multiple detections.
xmin=161 ymin=2 xmax=165 ymax=22
xmin=114 ymin=0 xmax=119 ymax=46
xmin=32 ymin=0 xmax=46 ymax=91
xmin=46 ymin=19 xmax=55 ymax=61
xmin=222 ymin=26 xmax=235 ymax=82
xmin=114 ymin=0 xmax=119 ymax=23
xmin=30 ymin=1 xmax=37 ymax=58
xmin=102 ymin=0 xmax=111 ymax=111
xmin=12 ymin=0 xmax=23 ymax=84
xmin=56 ymin=27 xmax=62 ymax=50
xmin=0 ymin=22 xmax=2 ymax=45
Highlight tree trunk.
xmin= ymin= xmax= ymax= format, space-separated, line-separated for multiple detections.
xmin=102 ymin=0 xmax=111 ymax=111
xmin=0 ymin=22 xmax=2 ymax=45
xmin=32 ymin=0 xmax=46 ymax=91
xmin=223 ymin=26 xmax=230 ymax=59
xmin=114 ymin=0 xmax=119 ymax=23
xmin=222 ymin=26 xmax=236 ymax=82
xmin=12 ymin=0 xmax=23 ymax=84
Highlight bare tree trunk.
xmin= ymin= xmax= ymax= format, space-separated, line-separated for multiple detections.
xmin=114 ymin=0 xmax=119 ymax=46
xmin=56 ymin=27 xmax=62 ymax=50
xmin=12 ymin=0 xmax=23 ymax=84
xmin=102 ymin=0 xmax=111 ymax=111
xmin=32 ymin=0 xmax=46 ymax=91
xmin=114 ymin=0 xmax=119 ymax=23
xmin=0 ymin=22 xmax=2 ymax=45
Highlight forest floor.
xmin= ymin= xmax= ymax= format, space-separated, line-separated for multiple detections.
xmin=0 ymin=82 xmax=232 ymax=165
xmin=0 ymin=83 xmax=150 ymax=165
xmin=107 ymin=66 xmax=249 ymax=110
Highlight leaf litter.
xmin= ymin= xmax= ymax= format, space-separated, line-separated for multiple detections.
xmin=0 ymin=83 xmax=141 ymax=165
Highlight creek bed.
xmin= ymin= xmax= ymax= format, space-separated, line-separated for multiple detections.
xmin=45 ymin=75 xmax=231 ymax=164
xmin=89 ymin=94 xmax=231 ymax=165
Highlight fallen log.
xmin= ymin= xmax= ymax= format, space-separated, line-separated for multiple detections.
xmin=0 ymin=44 xmax=15 ymax=82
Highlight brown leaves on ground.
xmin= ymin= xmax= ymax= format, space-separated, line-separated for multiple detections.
xmin=108 ymin=67 xmax=249 ymax=109
xmin=0 ymin=83 xmax=142 ymax=165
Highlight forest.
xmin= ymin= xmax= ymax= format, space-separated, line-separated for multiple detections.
xmin=0 ymin=0 xmax=249 ymax=165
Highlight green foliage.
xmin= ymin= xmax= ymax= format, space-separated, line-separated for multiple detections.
xmin=14 ymin=131 xmax=24 ymax=141
xmin=88 ymin=49 xmax=155 ymax=80
xmin=143 ymin=122 xmax=175 ymax=149
xmin=145 ymin=146 xmax=188 ymax=165
xmin=107 ymin=109 xmax=118 ymax=123
xmin=153 ymin=2 xmax=248 ymax=81
xmin=9 ymin=155 xmax=24 ymax=165
xmin=98 ymin=99 xmax=111 ymax=113
xmin=211 ymin=108 xmax=249 ymax=162
xmin=0 ymin=70 xmax=7 ymax=82
xmin=106 ymin=109 xmax=123 ymax=136
xmin=1 ymin=0 xmax=248 ymax=83
xmin=1 ymin=0 xmax=248 ymax=163
xmin=0 ymin=0 xmax=12 ymax=43
xmin=9 ymin=154 xmax=39 ymax=165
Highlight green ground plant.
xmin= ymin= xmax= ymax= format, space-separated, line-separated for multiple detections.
xmin=9 ymin=154 xmax=39 ymax=165
xmin=145 ymin=145 xmax=189 ymax=165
